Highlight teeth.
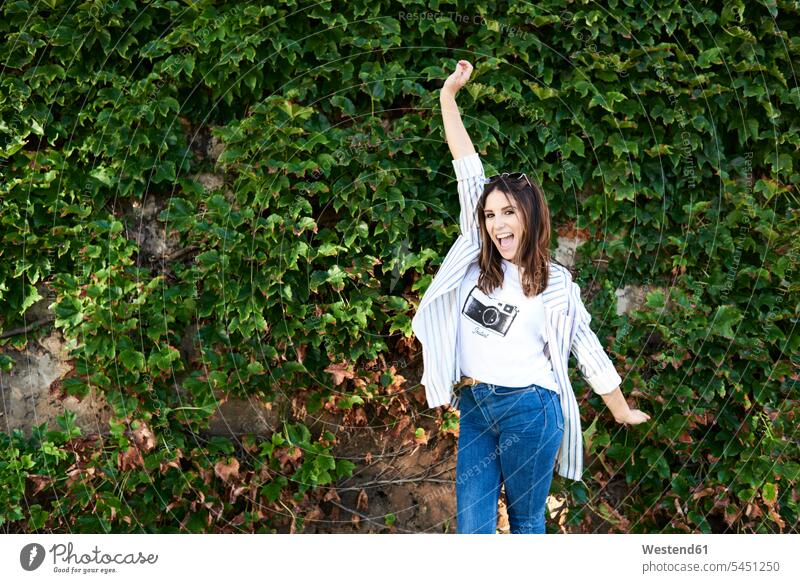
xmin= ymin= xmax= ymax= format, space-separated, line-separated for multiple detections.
xmin=497 ymin=233 xmax=512 ymax=239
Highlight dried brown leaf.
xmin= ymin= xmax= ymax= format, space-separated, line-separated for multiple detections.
xmin=28 ymin=474 xmax=53 ymax=496
xmin=214 ymin=457 xmax=240 ymax=483
xmin=130 ymin=421 xmax=156 ymax=453
xmin=356 ymin=488 xmax=369 ymax=511
xmin=118 ymin=446 xmax=144 ymax=471
xmin=324 ymin=362 xmax=355 ymax=386
xmin=323 ymin=488 xmax=341 ymax=503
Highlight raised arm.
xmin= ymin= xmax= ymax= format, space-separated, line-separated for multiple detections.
xmin=440 ymin=60 xmax=476 ymax=160
xmin=441 ymin=60 xmax=485 ymax=243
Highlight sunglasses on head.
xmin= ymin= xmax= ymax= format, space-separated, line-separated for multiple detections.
xmin=487 ymin=172 xmax=533 ymax=190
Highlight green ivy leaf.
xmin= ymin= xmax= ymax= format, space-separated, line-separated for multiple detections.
xmin=762 ymin=482 xmax=777 ymax=505
xmin=119 ymin=349 xmax=146 ymax=372
xmin=645 ymin=289 xmax=666 ymax=308
xmin=147 ymin=345 xmax=181 ymax=372
xmin=711 ymin=305 xmax=743 ymax=339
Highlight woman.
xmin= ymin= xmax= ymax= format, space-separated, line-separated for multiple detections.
xmin=410 ymin=60 xmax=651 ymax=534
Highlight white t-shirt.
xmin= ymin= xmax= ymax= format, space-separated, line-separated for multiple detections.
xmin=457 ymin=258 xmax=559 ymax=393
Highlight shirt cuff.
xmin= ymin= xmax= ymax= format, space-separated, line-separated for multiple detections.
xmin=583 ymin=368 xmax=623 ymax=395
xmin=452 ymin=152 xmax=483 ymax=181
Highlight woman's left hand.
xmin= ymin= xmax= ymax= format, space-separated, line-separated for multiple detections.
xmin=615 ymin=409 xmax=651 ymax=426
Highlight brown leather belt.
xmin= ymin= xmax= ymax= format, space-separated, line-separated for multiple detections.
xmin=453 ymin=375 xmax=482 ymax=391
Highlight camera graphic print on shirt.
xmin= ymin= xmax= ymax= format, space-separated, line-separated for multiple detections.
xmin=461 ymin=285 xmax=519 ymax=337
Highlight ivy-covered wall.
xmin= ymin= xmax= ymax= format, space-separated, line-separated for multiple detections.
xmin=0 ymin=0 xmax=797 ymax=533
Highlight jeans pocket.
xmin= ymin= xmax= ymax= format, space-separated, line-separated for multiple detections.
xmin=550 ymin=392 xmax=565 ymax=431
xmin=494 ymin=388 xmax=547 ymax=435
xmin=491 ymin=384 xmax=538 ymax=396
xmin=458 ymin=386 xmax=474 ymax=412
xmin=458 ymin=387 xmax=480 ymax=422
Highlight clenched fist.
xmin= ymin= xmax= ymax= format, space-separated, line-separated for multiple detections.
xmin=442 ymin=60 xmax=473 ymax=98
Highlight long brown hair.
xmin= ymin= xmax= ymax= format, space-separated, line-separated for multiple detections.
xmin=475 ymin=174 xmax=552 ymax=298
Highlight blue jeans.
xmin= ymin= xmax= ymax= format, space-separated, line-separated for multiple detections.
xmin=455 ymin=382 xmax=564 ymax=534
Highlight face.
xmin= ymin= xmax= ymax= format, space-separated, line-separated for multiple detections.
xmin=483 ymin=188 xmax=523 ymax=263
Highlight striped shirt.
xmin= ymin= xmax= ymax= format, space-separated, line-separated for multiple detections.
xmin=410 ymin=152 xmax=623 ymax=482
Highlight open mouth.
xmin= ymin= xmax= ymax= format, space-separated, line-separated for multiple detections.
xmin=497 ymin=233 xmax=514 ymax=250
